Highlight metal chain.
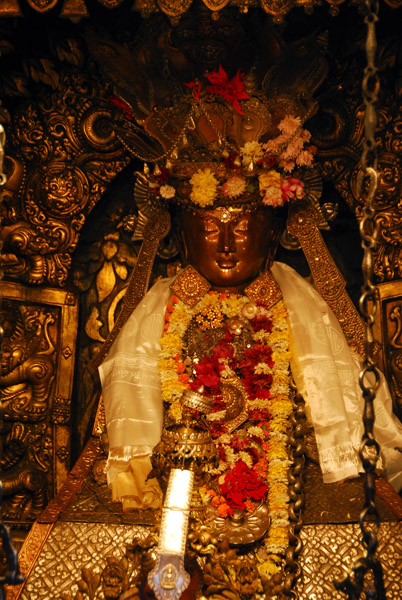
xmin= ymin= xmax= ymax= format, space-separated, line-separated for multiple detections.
xmin=282 ymin=383 xmax=306 ymax=599
xmin=0 ymin=123 xmax=24 ymax=598
xmin=334 ymin=1 xmax=386 ymax=598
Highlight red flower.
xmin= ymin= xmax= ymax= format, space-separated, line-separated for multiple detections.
xmin=191 ymin=356 xmax=221 ymax=392
xmin=217 ymin=445 xmax=227 ymax=461
xmin=212 ymin=340 xmax=234 ymax=362
xmin=205 ymin=66 xmax=250 ymax=115
xmin=239 ymin=345 xmax=273 ymax=374
xmin=230 ymin=434 xmax=250 ymax=451
xmin=250 ymin=315 xmax=273 ymax=333
xmin=210 ymin=421 xmax=228 ymax=438
xmin=108 ymin=95 xmax=133 ymax=120
xmin=220 ymin=460 xmax=267 ymax=510
xmin=185 ymin=79 xmax=202 ymax=101
xmin=224 ymin=153 xmax=241 ymax=170
xmin=248 ymin=408 xmax=271 ymax=421
xmin=210 ymin=396 xmax=226 ymax=413
xmin=257 ymin=155 xmax=277 ymax=169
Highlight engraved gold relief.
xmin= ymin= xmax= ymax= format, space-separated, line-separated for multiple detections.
xmin=296 ymin=523 xmax=402 ymax=600
xmin=0 ymin=282 xmax=78 ymax=528
xmin=1 ymin=75 xmax=128 ymax=287
xmin=1 ymin=0 xmax=400 ymax=21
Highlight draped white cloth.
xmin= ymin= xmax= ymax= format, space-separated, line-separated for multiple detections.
xmin=99 ymin=263 xmax=402 ymax=495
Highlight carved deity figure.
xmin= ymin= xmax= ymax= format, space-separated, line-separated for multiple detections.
xmin=0 ymin=302 xmax=55 ymax=519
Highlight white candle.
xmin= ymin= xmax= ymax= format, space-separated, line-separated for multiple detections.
xmin=165 ymin=469 xmax=194 ymax=510
xmin=158 ymin=469 xmax=194 ymax=554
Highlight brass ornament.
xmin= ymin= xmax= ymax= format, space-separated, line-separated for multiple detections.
xmin=181 ymin=388 xmax=212 ymax=413
xmin=0 ymin=0 xmax=399 ymax=21
xmin=219 ymin=374 xmax=250 ymax=433
xmin=25 ymin=0 xmax=58 ymax=12
xmin=202 ymin=0 xmax=230 ymax=10
xmin=206 ymin=502 xmax=270 ymax=545
xmin=170 ymin=265 xmax=211 ymax=308
xmin=373 ymin=280 xmax=402 ymax=417
xmin=59 ymin=0 xmax=89 ymax=18
xmin=244 ymin=271 xmax=282 ymax=307
xmin=287 ymin=200 xmax=366 ymax=356
xmin=156 ymin=0 xmax=193 ymax=18
xmin=97 ymin=0 xmax=124 ymax=6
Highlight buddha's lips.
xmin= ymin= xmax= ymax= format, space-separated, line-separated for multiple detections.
xmin=216 ymin=258 xmax=238 ymax=269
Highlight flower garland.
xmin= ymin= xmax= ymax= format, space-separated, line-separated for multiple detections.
xmin=158 ymin=290 xmax=293 ymax=578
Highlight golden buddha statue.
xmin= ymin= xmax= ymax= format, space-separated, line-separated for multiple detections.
xmin=96 ymin=56 xmax=402 ymax=596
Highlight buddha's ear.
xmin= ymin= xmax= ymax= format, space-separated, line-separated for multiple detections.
xmin=171 ymin=208 xmax=188 ymax=266
xmin=263 ymin=207 xmax=286 ymax=270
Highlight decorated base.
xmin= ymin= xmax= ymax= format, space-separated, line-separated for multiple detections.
xmin=5 ymin=435 xmax=402 ymax=600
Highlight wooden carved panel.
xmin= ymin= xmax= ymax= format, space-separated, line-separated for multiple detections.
xmin=0 ymin=282 xmax=78 ymax=529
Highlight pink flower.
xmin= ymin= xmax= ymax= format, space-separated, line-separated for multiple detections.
xmin=221 ymin=175 xmax=246 ymax=198
xmin=278 ymin=115 xmax=301 ymax=137
xmin=281 ymin=177 xmax=305 ymax=202
xmin=262 ymin=186 xmax=285 ymax=207
xmin=277 ymin=158 xmax=296 ymax=172
xmin=263 ymin=137 xmax=282 ymax=155
xmin=282 ymin=137 xmax=304 ymax=161
xmin=296 ymin=149 xmax=315 ymax=167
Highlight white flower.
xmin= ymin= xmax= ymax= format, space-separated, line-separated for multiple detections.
xmin=225 ymin=447 xmax=237 ymax=466
xmin=254 ymin=363 xmax=273 ymax=375
xmin=207 ymin=410 xmax=227 ymax=422
xmin=239 ymin=451 xmax=253 ymax=468
xmin=217 ymin=433 xmax=232 ymax=445
xmin=160 ymin=184 xmax=176 ymax=199
xmin=248 ymin=425 xmax=264 ymax=437
xmin=240 ymin=141 xmax=264 ymax=165
xmin=253 ymin=330 xmax=270 ymax=344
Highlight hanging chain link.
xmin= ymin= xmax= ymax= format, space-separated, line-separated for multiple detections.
xmin=0 ymin=122 xmax=24 ymax=598
xmin=334 ymin=1 xmax=386 ymax=598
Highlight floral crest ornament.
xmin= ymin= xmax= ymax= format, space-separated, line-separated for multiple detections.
xmin=154 ymin=114 xmax=314 ymax=209
xmin=144 ymin=65 xmax=317 ymax=211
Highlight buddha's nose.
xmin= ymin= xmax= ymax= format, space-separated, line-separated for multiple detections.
xmin=217 ymin=223 xmax=236 ymax=255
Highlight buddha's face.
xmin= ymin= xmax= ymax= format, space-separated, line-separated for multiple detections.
xmin=180 ymin=206 xmax=279 ymax=291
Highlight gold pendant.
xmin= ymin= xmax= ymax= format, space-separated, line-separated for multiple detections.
xmin=170 ymin=265 xmax=211 ymax=307
xmin=244 ymin=271 xmax=282 ymax=308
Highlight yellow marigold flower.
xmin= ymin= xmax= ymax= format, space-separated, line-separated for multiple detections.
xmin=158 ymin=358 xmax=176 ymax=371
xmin=257 ymin=559 xmax=280 ymax=578
xmin=169 ymin=304 xmax=190 ymax=324
xmin=169 ymin=400 xmax=183 ymax=421
xmin=259 ymin=170 xmax=281 ymax=192
xmin=159 ymin=332 xmax=183 ymax=348
xmin=272 ymin=350 xmax=291 ymax=363
xmin=190 ymin=168 xmax=219 ymax=207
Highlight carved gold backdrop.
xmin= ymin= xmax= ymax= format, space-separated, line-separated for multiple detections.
xmin=0 ymin=1 xmax=402 ymax=547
